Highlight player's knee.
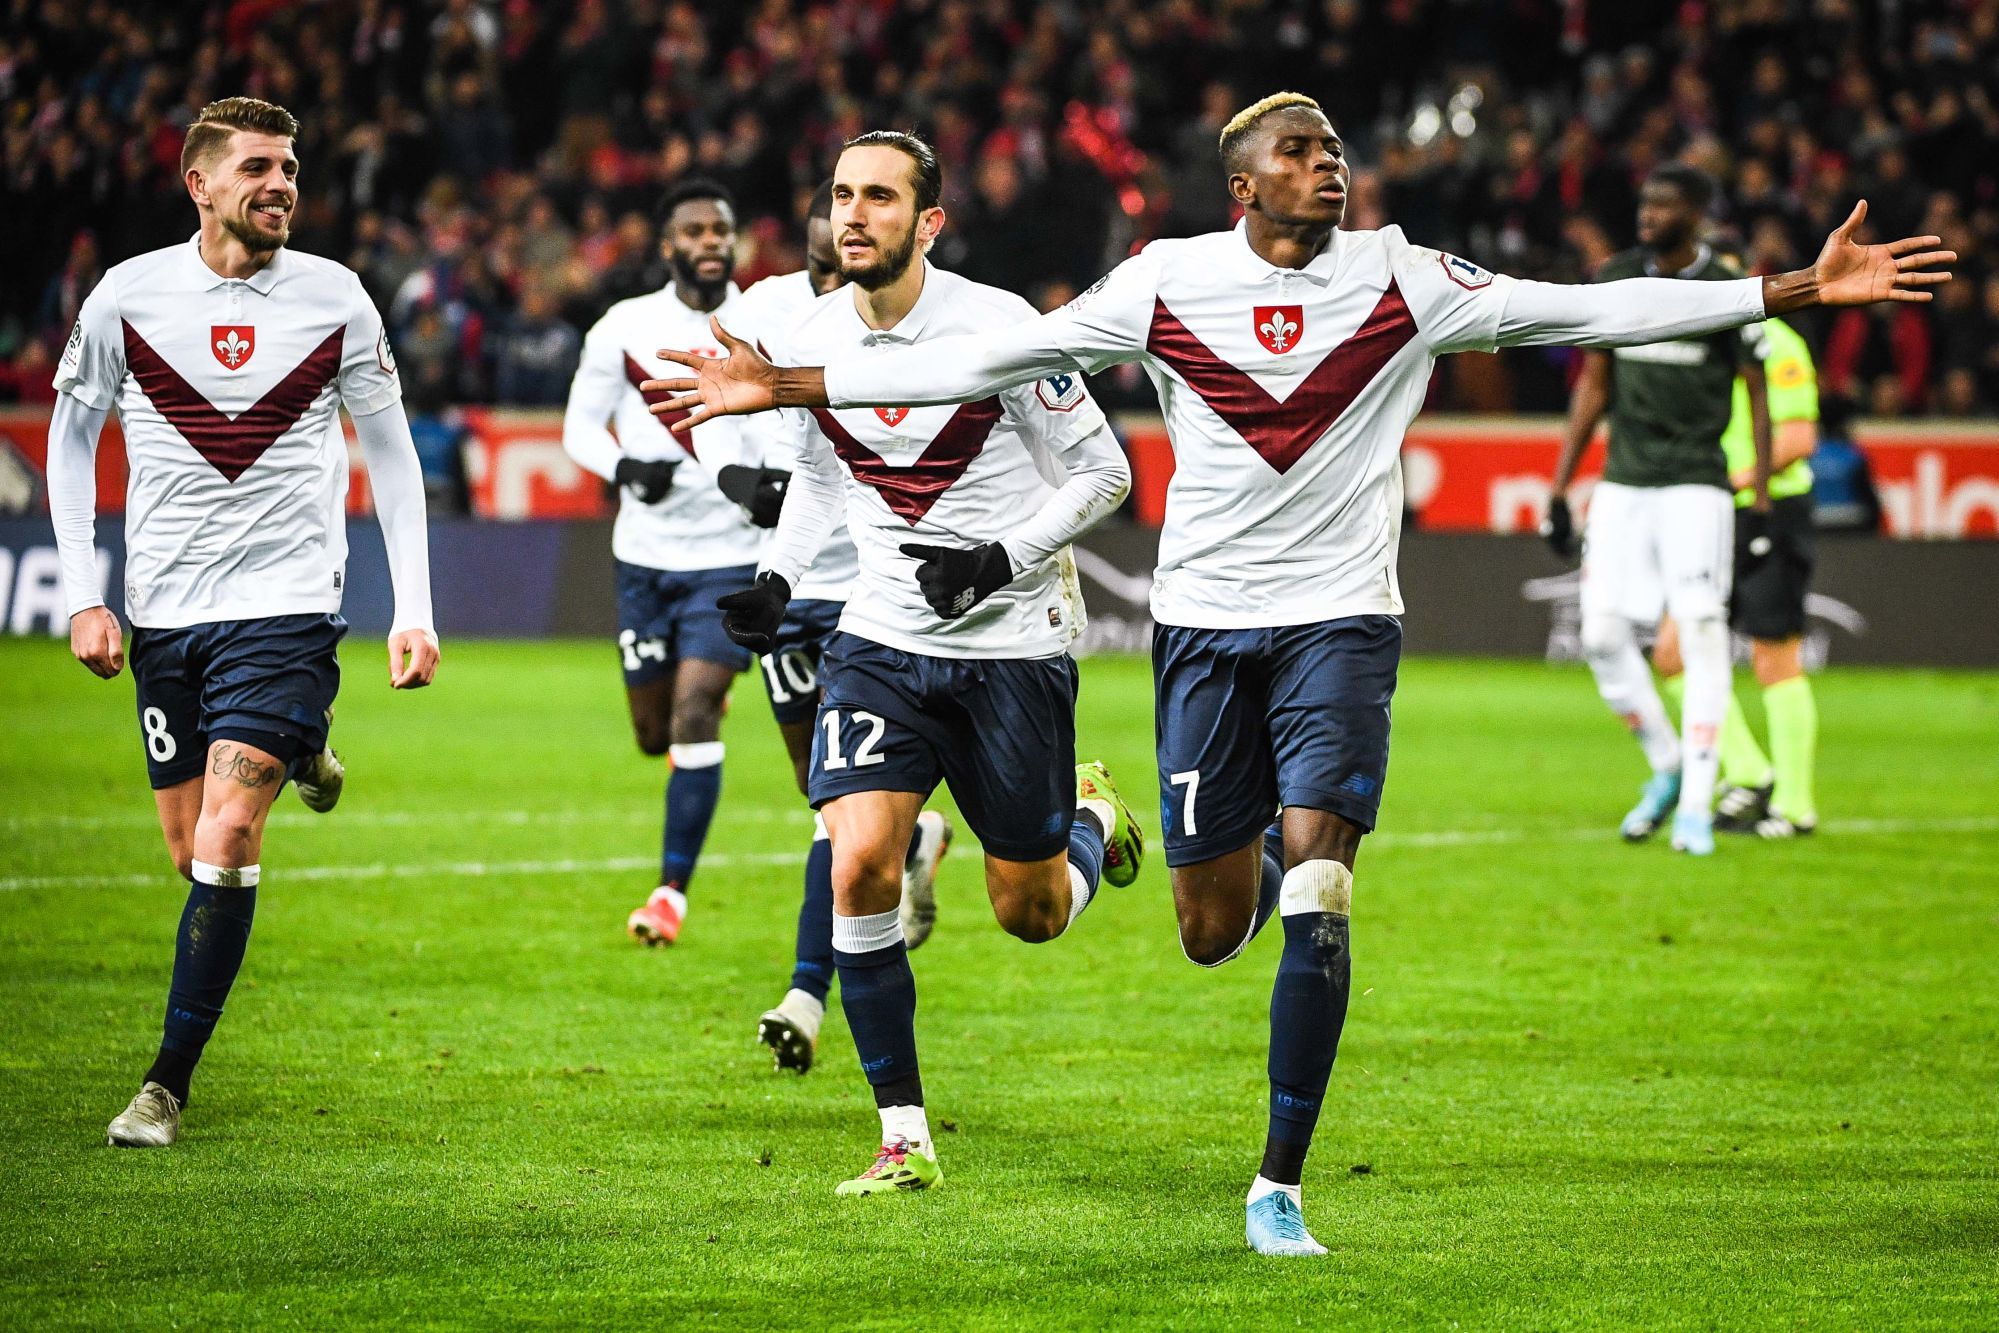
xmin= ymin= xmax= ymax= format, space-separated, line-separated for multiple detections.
xmin=990 ymin=881 xmax=1063 ymax=944
xmin=198 ymin=802 xmax=263 ymax=859
xmin=831 ymin=844 xmax=901 ymax=916
xmin=1178 ymin=905 xmax=1254 ymax=968
xmin=170 ymin=849 xmax=195 ymax=881
xmin=1579 ymin=614 xmax=1629 ymax=665
xmin=789 ymin=754 xmax=812 ymax=796
xmin=631 ymin=715 xmax=672 ymax=756
xmin=670 ymin=696 xmax=724 ymax=744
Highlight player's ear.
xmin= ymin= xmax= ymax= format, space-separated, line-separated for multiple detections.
xmin=185 ymin=167 xmax=210 ymax=208
xmin=1227 ymin=170 xmax=1255 ymax=207
xmin=917 ymin=205 xmax=946 ymax=249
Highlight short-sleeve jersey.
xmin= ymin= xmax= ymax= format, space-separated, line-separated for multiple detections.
xmin=1720 ymin=317 xmax=1817 ymax=506
xmin=1024 ymin=222 xmax=1515 ymax=628
xmin=769 ymin=264 xmax=1111 ymax=658
xmin=730 ymin=271 xmax=858 ymax=601
xmin=570 ymin=285 xmax=762 ymax=572
xmin=51 ymin=235 xmax=400 ymax=629
xmin=1597 ymin=246 xmax=1768 ymax=491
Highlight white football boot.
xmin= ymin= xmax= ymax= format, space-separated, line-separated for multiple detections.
xmin=107 ymin=1082 xmax=182 ymax=1148
xmin=757 ymin=988 xmax=825 ymax=1074
xmin=294 ymin=709 xmax=344 ymax=813
xmin=898 ymin=811 xmax=952 ymax=950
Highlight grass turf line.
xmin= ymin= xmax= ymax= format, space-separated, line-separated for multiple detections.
xmin=1 ymin=638 xmax=1995 ymax=1329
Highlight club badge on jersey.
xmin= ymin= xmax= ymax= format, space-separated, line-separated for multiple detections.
xmin=1439 ymin=253 xmax=1494 ymax=290
xmin=875 ymin=406 xmax=909 ymax=427
xmin=1035 ymin=373 xmax=1088 ymax=413
xmin=1254 ymin=306 xmax=1304 ymax=354
xmin=212 ymin=325 xmax=255 ymax=369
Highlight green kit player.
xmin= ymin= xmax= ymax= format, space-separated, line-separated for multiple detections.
xmin=1654 ymin=316 xmax=1820 ymax=837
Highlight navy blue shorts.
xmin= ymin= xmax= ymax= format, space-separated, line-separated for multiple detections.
xmin=809 ymin=632 xmax=1078 ymax=863
xmin=760 ymin=598 xmax=844 ymax=725
xmin=1153 ymin=615 xmax=1401 ymax=867
xmin=128 ymin=613 xmax=347 ymax=790
xmin=614 ymin=560 xmax=757 ymax=683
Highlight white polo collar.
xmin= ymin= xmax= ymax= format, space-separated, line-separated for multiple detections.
xmin=1232 ymin=219 xmax=1342 ymax=287
xmin=183 ymin=232 xmax=286 ymax=294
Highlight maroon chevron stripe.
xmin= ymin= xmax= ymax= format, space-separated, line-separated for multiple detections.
xmin=123 ymin=321 xmax=345 ymax=482
xmin=1144 ymin=281 xmax=1417 ymax=475
xmin=808 ymin=398 xmax=1005 ymax=525
xmin=623 ymin=353 xmax=697 ymax=457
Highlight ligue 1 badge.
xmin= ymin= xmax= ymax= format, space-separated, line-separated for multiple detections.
xmin=212 ymin=325 xmax=255 ymax=370
xmin=1254 ymin=305 xmax=1303 ymax=354
xmin=875 ymin=406 xmax=910 ymax=427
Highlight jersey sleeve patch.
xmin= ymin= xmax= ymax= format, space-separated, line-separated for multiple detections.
xmin=376 ymin=326 xmax=398 ymax=377
xmin=1034 ymin=372 xmax=1087 ymax=413
xmin=1437 ymin=253 xmax=1494 ymax=290
xmin=61 ymin=319 xmax=85 ymax=374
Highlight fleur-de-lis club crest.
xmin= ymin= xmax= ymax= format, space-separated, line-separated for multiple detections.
xmin=212 ymin=325 xmax=255 ymax=370
xmin=1254 ymin=306 xmax=1303 ymax=355
xmin=875 ymin=406 xmax=910 ymax=427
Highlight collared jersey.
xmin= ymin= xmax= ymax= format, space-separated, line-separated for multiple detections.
xmin=767 ymin=264 xmax=1111 ymax=658
xmin=52 ymin=235 xmax=400 ymax=629
xmin=1598 ymin=246 xmax=1768 ymax=491
xmin=1004 ymin=222 xmax=1516 ymax=629
xmin=729 ymin=270 xmax=858 ymax=601
xmin=1721 ymin=317 xmax=1816 ymax=506
xmin=569 ymin=284 xmax=762 ymax=571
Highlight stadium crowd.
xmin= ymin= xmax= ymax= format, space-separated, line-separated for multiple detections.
xmin=3 ymin=0 xmax=1997 ymax=416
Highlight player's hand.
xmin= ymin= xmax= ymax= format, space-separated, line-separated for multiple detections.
xmin=388 ymin=627 xmax=440 ymax=689
xmin=69 ymin=605 xmax=124 ymax=679
xmin=900 ymin=541 xmax=1015 ymax=619
xmin=614 ymin=457 xmax=678 ymax=504
xmin=643 ymin=317 xmax=779 ymax=431
xmin=716 ymin=571 xmax=790 ymax=655
xmin=1806 ymin=200 xmax=1955 ymax=306
xmin=716 ymin=464 xmax=790 ymax=528
xmin=1540 ymin=494 xmax=1579 ymax=560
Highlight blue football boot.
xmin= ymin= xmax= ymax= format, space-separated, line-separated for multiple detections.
xmin=1620 ymin=770 xmax=1682 ymax=842
xmin=1246 ymin=1190 xmax=1327 ymax=1257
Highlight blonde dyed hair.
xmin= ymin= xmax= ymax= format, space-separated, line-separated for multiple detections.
xmin=1219 ymin=92 xmax=1324 ymax=164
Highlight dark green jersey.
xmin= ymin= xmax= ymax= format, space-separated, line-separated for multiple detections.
xmin=1597 ymin=246 xmax=1766 ymax=490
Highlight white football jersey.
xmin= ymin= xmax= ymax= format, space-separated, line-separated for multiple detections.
xmin=765 ymin=264 xmax=1115 ymax=659
xmin=565 ymin=284 xmax=762 ymax=572
xmin=728 ymin=271 xmax=858 ymax=602
xmin=52 ymin=235 xmax=401 ymax=629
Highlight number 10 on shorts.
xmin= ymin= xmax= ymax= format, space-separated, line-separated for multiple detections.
xmin=821 ymin=709 xmax=887 ymax=771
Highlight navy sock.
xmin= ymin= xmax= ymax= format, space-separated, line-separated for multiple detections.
xmin=1252 ymin=821 xmax=1284 ymax=943
xmin=834 ymin=940 xmax=922 ymax=1107
xmin=1262 ymin=908 xmax=1352 ymax=1186
xmin=789 ymin=837 xmax=835 ymax=1003
xmin=146 ymin=880 xmax=257 ymax=1104
xmin=661 ymin=750 xmax=724 ymax=890
xmin=1067 ymin=809 xmax=1106 ymax=894
xmin=904 ymin=821 xmax=924 ymax=865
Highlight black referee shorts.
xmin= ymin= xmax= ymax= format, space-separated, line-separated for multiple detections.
xmin=1730 ymin=494 xmax=1815 ymax=641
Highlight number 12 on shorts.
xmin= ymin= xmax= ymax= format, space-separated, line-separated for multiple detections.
xmin=821 ymin=709 xmax=887 ymax=771
xmin=1169 ymin=768 xmax=1199 ymax=835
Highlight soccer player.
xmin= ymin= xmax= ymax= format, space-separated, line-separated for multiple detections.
xmin=700 ymin=130 xmax=1144 ymax=1192
xmin=1652 ymin=315 xmax=1822 ymax=838
xmin=44 ymin=97 xmax=440 ymax=1147
xmin=724 ymin=183 xmax=953 ymax=1074
xmin=1546 ymin=166 xmax=1774 ymax=856
xmin=646 ymin=94 xmax=1951 ymax=1251
xmin=562 ymin=179 xmax=763 ymax=947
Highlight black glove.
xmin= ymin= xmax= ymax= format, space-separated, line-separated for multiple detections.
xmin=899 ymin=541 xmax=1014 ymax=619
xmin=614 ymin=457 xmax=678 ymax=504
xmin=1737 ymin=507 xmax=1776 ymax=577
xmin=1541 ymin=494 xmax=1578 ymax=559
xmin=716 ymin=464 xmax=791 ymax=528
xmin=715 ymin=572 xmax=790 ymax=654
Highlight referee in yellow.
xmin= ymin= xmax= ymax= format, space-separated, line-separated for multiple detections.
xmin=1654 ymin=315 xmax=1820 ymax=837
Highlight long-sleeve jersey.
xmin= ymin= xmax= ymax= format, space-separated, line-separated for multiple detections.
xmin=821 ymin=222 xmax=1765 ymax=629
xmin=49 ymin=234 xmax=433 ymax=632
xmin=759 ymin=262 xmax=1130 ymax=659
xmin=563 ymin=283 xmax=762 ymax=572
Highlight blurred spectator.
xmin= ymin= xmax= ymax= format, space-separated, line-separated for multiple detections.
xmin=1 ymin=0 xmax=1994 ymax=415
xmin=492 ymin=280 xmax=581 ymax=406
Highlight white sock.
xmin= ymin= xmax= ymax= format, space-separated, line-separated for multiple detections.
xmin=667 ymin=741 xmax=725 ymax=769
xmin=1077 ymin=794 xmax=1115 ymax=839
xmin=1065 ymin=863 xmax=1093 ymax=927
xmin=1247 ymin=1174 xmax=1302 ymax=1207
xmin=1279 ymin=860 xmax=1352 ymax=917
xmin=879 ymin=1103 xmax=931 ymax=1153
xmin=1675 ymin=615 xmax=1730 ymax=817
xmin=651 ymin=884 xmax=687 ymax=918
xmin=831 ymin=908 xmax=902 ymax=955
xmin=1582 ymin=613 xmax=1681 ymax=774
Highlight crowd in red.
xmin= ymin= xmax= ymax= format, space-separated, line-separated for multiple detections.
xmin=4 ymin=0 xmax=1996 ymax=414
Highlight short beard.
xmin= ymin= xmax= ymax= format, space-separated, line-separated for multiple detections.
xmin=670 ymin=252 xmax=732 ymax=305
xmin=839 ymin=224 xmax=918 ymax=291
xmin=221 ymin=211 xmax=286 ymax=253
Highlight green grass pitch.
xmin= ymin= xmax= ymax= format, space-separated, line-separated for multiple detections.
xmin=2 ymin=637 xmax=1995 ymax=1329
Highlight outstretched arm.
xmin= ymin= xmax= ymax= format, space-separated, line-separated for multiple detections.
xmin=1500 ymin=201 xmax=1952 ymax=349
